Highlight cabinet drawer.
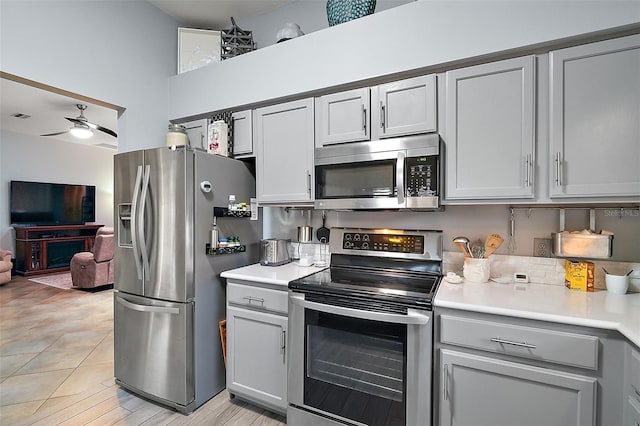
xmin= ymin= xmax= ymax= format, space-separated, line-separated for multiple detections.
xmin=227 ymin=282 xmax=288 ymax=314
xmin=631 ymin=347 xmax=640 ymax=395
xmin=440 ymin=315 xmax=599 ymax=370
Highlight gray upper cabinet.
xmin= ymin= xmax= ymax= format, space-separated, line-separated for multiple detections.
xmin=232 ymin=110 xmax=253 ymax=157
xmin=315 ymin=88 xmax=370 ymax=146
xmin=371 ymin=74 xmax=437 ymax=139
xmin=439 ymin=349 xmax=596 ymax=426
xmin=549 ymin=34 xmax=640 ymax=198
xmin=254 ymin=98 xmax=314 ymax=204
xmin=182 ymin=119 xmax=208 ymax=151
xmin=444 ymin=56 xmax=536 ymax=200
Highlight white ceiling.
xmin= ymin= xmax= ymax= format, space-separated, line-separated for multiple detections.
xmin=148 ymin=0 xmax=295 ymax=29
xmin=0 ymin=77 xmax=119 ymax=150
xmin=0 ymin=1 xmax=292 ymax=150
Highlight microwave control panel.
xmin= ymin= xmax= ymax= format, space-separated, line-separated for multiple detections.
xmin=406 ymin=155 xmax=438 ymax=196
xmin=342 ymin=232 xmax=424 ymax=253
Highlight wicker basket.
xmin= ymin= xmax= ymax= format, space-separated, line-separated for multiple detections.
xmin=326 ymin=0 xmax=376 ymax=26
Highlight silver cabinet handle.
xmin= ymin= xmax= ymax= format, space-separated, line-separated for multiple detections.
xmin=362 ymin=105 xmax=367 ymax=131
xmin=307 ymin=171 xmax=311 ymax=195
xmin=242 ymin=296 xmax=265 ymax=306
xmin=554 ymin=152 xmax=562 ymax=187
xmin=524 ymin=154 xmax=532 ymax=187
xmin=490 ymin=337 xmax=537 ymax=349
xmin=281 ymin=329 xmax=286 ymax=362
xmin=443 ymin=364 xmax=449 ymax=401
xmin=380 ymin=101 xmax=385 ymax=130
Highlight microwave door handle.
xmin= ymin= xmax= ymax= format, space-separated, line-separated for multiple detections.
xmin=290 ymin=293 xmax=429 ymax=325
xmin=396 ymin=152 xmax=405 ymax=205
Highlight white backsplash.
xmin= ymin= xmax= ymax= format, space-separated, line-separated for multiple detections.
xmin=443 ymin=251 xmax=640 ymax=292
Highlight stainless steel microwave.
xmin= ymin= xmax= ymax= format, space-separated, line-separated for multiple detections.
xmin=314 ymin=134 xmax=441 ymax=210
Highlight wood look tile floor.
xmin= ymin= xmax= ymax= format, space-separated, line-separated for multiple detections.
xmin=0 ymin=274 xmax=286 ymax=425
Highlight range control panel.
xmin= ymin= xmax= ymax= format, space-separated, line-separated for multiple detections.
xmin=342 ymin=232 xmax=424 ymax=253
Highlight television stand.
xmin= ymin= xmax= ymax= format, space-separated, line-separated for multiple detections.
xmin=14 ymin=224 xmax=104 ymax=276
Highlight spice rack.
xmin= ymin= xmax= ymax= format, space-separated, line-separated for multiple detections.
xmin=206 ymin=243 xmax=246 ymax=256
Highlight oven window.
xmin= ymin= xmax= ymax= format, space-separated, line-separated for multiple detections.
xmin=304 ymin=310 xmax=406 ymax=426
xmin=315 ymin=160 xmax=396 ymax=199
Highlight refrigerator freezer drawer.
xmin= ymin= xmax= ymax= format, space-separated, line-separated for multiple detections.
xmin=114 ymin=292 xmax=194 ymax=407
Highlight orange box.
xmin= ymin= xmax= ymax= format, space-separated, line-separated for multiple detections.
xmin=565 ymin=260 xmax=595 ymax=292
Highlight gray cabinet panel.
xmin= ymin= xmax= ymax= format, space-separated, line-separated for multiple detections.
xmin=439 ymin=349 xmax=596 ymax=426
xmin=445 ymin=56 xmax=535 ymax=200
xmin=440 ymin=314 xmax=599 ymax=370
xmin=625 ymin=346 xmax=640 ymax=426
xmin=315 ymin=88 xmax=370 ymax=146
xmin=227 ymin=305 xmax=287 ymax=414
xmin=549 ymin=34 xmax=640 ymax=198
xmin=372 ymin=74 xmax=437 ymax=139
xmin=232 ymin=110 xmax=253 ymax=157
xmin=254 ymin=98 xmax=314 ymax=204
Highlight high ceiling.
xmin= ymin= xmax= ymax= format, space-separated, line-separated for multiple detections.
xmin=148 ymin=0 xmax=295 ymax=29
xmin=0 ymin=1 xmax=293 ymax=150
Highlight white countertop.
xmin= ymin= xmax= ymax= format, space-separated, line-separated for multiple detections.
xmin=435 ymin=280 xmax=640 ymax=348
xmin=221 ymin=262 xmax=327 ymax=287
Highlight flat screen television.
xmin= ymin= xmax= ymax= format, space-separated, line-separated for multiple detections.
xmin=10 ymin=180 xmax=96 ymax=226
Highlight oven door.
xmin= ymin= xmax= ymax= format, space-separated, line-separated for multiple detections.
xmin=314 ymin=150 xmax=405 ymax=210
xmin=288 ymin=292 xmax=432 ymax=426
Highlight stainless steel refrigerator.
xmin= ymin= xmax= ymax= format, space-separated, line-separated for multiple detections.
xmin=113 ymin=146 xmax=261 ymax=413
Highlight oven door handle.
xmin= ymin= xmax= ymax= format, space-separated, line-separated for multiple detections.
xmin=290 ymin=293 xmax=430 ymax=325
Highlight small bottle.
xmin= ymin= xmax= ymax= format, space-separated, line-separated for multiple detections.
xmin=210 ymin=219 xmax=219 ymax=250
xmin=228 ymin=194 xmax=236 ymax=211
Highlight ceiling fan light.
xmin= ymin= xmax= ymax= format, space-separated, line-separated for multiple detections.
xmin=70 ymin=125 xmax=93 ymax=139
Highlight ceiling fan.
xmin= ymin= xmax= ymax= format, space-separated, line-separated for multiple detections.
xmin=41 ymin=103 xmax=117 ymax=139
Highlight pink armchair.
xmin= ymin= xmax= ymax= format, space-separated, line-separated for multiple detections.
xmin=0 ymin=250 xmax=13 ymax=284
xmin=70 ymin=227 xmax=114 ymax=289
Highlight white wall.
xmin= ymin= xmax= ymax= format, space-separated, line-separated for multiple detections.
xmin=0 ymin=131 xmax=115 ymax=251
xmin=0 ymin=0 xmax=180 ymax=153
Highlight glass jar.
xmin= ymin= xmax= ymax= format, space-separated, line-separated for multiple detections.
xmin=166 ymin=124 xmax=189 ymax=147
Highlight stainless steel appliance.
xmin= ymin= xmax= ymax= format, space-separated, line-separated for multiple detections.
xmin=113 ymin=146 xmax=261 ymax=413
xmin=288 ymin=227 xmax=443 ymax=426
xmin=314 ymin=134 xmax=441 ymax=210
xmin=259 ymin=238 xmax=291 ymax=266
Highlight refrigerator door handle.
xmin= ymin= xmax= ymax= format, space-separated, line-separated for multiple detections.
xmin=116 ymin=296 xmax=180 ymax=315
xmin=131 ymin=165 xmax=144 ymax=280
xmin=139 ymin=164 xmax=151 ymax=279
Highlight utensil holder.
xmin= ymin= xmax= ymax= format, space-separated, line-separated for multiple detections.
xmin=463 ymin=258 xmax=491 ymax=283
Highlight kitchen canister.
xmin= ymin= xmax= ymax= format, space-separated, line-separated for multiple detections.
xmin=463 ymin=258 xmax=491 ymax=283
xmin=166 ymin=124 xmax=189 ymax=147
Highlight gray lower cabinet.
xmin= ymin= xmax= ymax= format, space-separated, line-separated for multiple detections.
xmin=254 ymin=98 xmax=314 ymax=204
xmin=624 ymin=345 xmax=640 ymax=426
xmin=435 ymin=308 xmax=626 ymax=426
xmin=439 ymin=349 xmax=596 ymax=426
xmin=226 ymin=281 xmax=288 ymax=415
xmin=549 ymin=34 xmax=640 ymax=199
xmin=444 ymin=55 xmax=536 ymax=200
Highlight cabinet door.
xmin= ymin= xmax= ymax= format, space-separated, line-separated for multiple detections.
xmin=182 ymin=119 xmax=208 ymax=151
xmin=439 ymin=349 xmax=596 ymax=426
xmin=549 ymin=34 xmax=640 ymax=198
xmin=315 ymin=88 xmax=370 ymax=146
xmin=232 ymin=110 xmax=253 ymax=157
xmin=227 ymin=305 xmax=287 ymax=413
xmin=372 ymin=74 xmax=437 ymax=139
xmin=445 ymin=56 xmax=536 ymax=200
xmin=254 ymin=98 xmax=314 ymax=204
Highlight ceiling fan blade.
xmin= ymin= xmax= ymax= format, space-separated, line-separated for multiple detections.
xmin=65 ymin=117 xmax=117 ymax=138
xmin=41 ymin=130 xmax=70 ymax=137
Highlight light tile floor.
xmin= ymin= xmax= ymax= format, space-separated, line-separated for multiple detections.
xmin=0 ymin=274 xmax=286 ymax=425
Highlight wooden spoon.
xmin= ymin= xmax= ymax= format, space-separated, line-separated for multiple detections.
xmin=484 ymin=234 xmax=504 ymax=258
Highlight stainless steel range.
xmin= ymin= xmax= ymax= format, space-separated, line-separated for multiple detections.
xmin=288 ymin=227 xmax=443 ymax=426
